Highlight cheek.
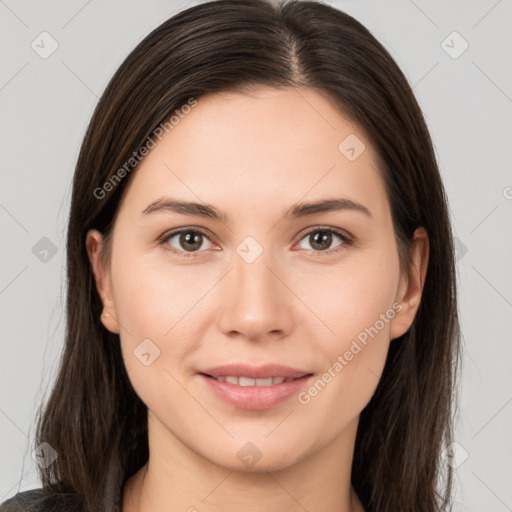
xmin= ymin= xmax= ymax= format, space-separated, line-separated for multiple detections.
xmin=295 ymin=292 xmax=395 ymax=438
xmin=112 ymin=251 xmax=207 ymax=337
xmin=111 ymin=255 xmax=212 ymax=400
xmin=295 ymin=246 xmax=400 ymax=343
xmin=293 ymin=249 xmax=399 ymax=409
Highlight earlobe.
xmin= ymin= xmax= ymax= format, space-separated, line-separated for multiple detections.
xmin=390 ymin=227 xmax=429 ymax=340
xmin=100 ymin=307 xmax=120 ymax=334
xmin=85 ymin=229 xmax=120 ymax=334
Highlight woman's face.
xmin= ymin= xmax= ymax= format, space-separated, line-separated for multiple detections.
xmin=87 ymin=86 xmax=426 ymax=472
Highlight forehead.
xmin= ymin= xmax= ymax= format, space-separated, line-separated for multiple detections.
xmin=117 ymin=86 xmax=390 ymax=226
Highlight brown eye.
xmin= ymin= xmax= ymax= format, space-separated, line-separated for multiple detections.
xmin=162 ymin=229 xmax=214 ymax=255
xmin=296 ymin=228 xmax=352 ymax=254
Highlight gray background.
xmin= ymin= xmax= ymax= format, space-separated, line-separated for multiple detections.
xmin=1 ymin=0 xmax=511 ymax=510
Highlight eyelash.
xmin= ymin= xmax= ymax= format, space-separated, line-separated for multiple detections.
xmin=158 ymin=226 xmax=354 ymax=258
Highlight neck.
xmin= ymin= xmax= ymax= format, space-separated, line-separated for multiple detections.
xmin=123 ymin=413 xmax=364 ymax=512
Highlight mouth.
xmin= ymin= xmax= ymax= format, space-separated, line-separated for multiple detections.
xmin=197 ymin=364 xmax=314 ymax=410
xmin=199 ymin=374 xmax=309 ymax=386
xmin=198 ymin=363 xmax=312 ymax=381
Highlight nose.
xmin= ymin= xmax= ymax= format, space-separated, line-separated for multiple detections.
xmin=217 ymin=246 xmax=295 ymax=342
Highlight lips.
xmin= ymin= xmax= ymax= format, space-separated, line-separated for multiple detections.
xmin=197 ymin=364 xmax=314 ymax=410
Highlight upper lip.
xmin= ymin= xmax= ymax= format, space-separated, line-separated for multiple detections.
xmin=199 ymin=364 xmax=312 ymax=379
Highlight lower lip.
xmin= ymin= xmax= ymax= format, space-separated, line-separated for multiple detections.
xmin=199 ymin=373 xmax=313 ymax=410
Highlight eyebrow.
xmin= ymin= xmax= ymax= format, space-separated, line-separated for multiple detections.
xmin=141 ymin=196 xmax=372 ymax=222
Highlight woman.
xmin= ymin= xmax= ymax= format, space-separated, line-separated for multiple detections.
xmin=1 ymin=0 xmax=461 ymax=511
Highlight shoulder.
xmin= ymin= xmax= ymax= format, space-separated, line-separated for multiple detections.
xmin=0 ymin=488 xmax=83 ymax=512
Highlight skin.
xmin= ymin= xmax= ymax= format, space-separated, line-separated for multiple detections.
xmin=86 ymin=86 xmax=428 ymax=512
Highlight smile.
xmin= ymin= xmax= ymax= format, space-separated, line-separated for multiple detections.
xmin=205 ymin=375 xmax=297 ymax=386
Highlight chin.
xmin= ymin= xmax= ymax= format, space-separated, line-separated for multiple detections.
xmin=201 ymin=438 xmax=307 ymax=474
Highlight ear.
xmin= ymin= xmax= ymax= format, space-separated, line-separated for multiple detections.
xmin=85 ymin=229 xmax=120 ymax=334
xmin=390 ymin=227 xmax=429 ymax=340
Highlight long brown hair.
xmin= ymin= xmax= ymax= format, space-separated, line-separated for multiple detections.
xmin=22 ymin=1 xmax=462 ymax=510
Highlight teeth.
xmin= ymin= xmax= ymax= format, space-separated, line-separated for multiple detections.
xmin=239 ymin=377 xmax=257 ymax=387
xmin=212 ymin=376 xmax=294 ymax=386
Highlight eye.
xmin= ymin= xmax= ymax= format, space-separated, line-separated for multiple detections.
xmin=159 ymin=228 xmax=216 ymax=257
xmin=295 ymin=227 xmax=353 ymax=255
xmin=159 ymin=226 xmax=353 ymax=258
